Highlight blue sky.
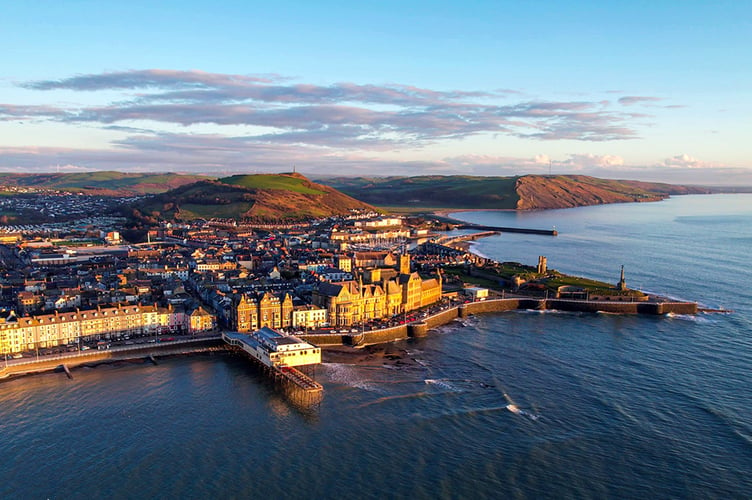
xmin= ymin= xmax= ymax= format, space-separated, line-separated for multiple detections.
xmin=1 ymin=0 xmax=750 ymax=184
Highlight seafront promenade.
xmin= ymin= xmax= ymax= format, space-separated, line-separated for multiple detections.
xmin=1 ymin=295 xmax=700 ymax=380
xmin=0 ymin=336 xmax=224 ymax=380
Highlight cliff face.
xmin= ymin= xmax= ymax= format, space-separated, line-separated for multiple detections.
xmin=512 ymin=175 xmax=708 ymax=210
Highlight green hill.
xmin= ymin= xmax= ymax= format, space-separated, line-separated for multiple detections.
xmin=129 ymin=173 xmax=376 ymax=222
xmin=320 ymin=174 xmax=711 ymax=211
xmin=0 ymin=171 xmax=208 ymax=195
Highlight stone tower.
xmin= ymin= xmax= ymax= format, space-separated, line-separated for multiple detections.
xmin=617 ymin=265 xmax=627 ymax=291
xmin=537 ymin=256 xmax=547 ymax=274
xmin=399 ymin=254 xmax=411 ymax=275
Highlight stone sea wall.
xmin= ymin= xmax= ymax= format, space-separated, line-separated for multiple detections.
xmin=311 ymin=297 xmax=699 ymax=348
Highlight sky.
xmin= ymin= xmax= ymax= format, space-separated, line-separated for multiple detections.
xmin=1 ymin=0 xmax=750 ymax=185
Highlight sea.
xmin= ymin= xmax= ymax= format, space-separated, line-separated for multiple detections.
xmin=1 ymin=194 xmax=750 ymax=499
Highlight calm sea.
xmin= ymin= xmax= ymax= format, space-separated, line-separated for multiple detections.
xmin=1 ymin=194 xmax=750 ymax=499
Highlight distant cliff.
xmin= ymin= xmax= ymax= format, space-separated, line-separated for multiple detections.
xmin=322 ymin=174 xmax=712 ymax=211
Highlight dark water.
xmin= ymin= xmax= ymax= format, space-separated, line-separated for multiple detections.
xmin=2 ymin=195 xmax=751 ymax=499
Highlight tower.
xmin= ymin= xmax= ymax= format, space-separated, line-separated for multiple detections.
xmin=617 ymin=265 xmax=627 ymax=291
xmin=399 ymin=254 xmax=411 ymax=275
xmin=537 ymin=256 xmax=547 ymax=274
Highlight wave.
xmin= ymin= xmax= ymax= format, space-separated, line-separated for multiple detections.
xmin=664 ymin=313 xmax=714 ymax=323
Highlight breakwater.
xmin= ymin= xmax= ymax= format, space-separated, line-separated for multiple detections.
xmin=457 ymin=224 xmax=558 ymax=236
xmin=301 ymin=297 xmax=699 ymax=347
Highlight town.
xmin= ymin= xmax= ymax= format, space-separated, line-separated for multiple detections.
xmin=0 ymin=190 xmax=703 ymax=370
xmin=0 ymin=202 xmax=488 ymax=360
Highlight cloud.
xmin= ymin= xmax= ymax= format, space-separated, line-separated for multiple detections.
xmin=2 ymin=69 xmax=649 ymax=148
xmin=21 ymin=69 xmax=281 ymax=91
xmin=562 ymin=153 xmax=625 ymax=169
xmin=618 ymin=96 xmax=664 ymax=106
xmin=661 ymin=153 xmax=712 ymax=169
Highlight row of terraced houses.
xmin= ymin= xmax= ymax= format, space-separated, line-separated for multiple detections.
xmin=0 ymin=303 xmax=215 ymax=355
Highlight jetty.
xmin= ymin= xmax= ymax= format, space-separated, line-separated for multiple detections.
xmin=223 ymin=329 xmax=323 ymax=406
xmin=457 ymin=224 xmax=557 ymax=236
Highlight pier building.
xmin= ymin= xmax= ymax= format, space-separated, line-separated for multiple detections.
xmin=223 ymin=328 xmax=321 ymax=368
xmin=223 ymin=328 xmax=323 ymax=405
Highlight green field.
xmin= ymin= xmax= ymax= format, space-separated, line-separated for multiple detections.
xmin=220 ymin=174 xmax=326 ymax=195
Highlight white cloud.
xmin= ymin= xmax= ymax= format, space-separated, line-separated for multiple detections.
xmin=561 ymin=153 xmax=625 ymax=169
xmin=661 ymin=154 xmax=710 ymax=169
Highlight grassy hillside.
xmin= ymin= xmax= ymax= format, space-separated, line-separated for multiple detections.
xmin=129 ymin=173 xmax=376 ymax=222
xmin=220 ymin=173 xmax=326 ymax=195
xmin=322 ymin=174 xmax=711 ymax=211
xmin=0 ymin=171 xmax=208 ymax=195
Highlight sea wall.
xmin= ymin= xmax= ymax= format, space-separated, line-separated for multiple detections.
xmin=352 ymin=325 xmax=409 ymax=346
xmin=0 ymin=337 xmax=225 ymax=380
xmin=315 ymin=296 xmax=699 ymax=348
xmin=547 ymin=299 xmax=698 ymax=315
xmin=298 ymin=333 xmax=350 ymax=345
xmin=460 ymin=298 xmax=543 ymax=316
xmin=424 ymin=307 xmax=460 ymax=328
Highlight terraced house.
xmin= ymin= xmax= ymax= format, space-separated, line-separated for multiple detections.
xmin=0 ymin=304 xmax=195 ymax=355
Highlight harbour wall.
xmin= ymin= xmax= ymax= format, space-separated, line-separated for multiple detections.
xmin=545 ymin=299 xmax=698 ymax=315
xmin=457 ymin=224 xmax=557 ymax=236
xmin=306 ymin=297 xmax=699 ymax=348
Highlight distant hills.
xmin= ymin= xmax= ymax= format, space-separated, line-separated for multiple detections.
xmin=0 ymin=171 xmax=207 ymax=195
xmin=321 ymin=174 xmax=713 ymax=210
xmin=0 ymin=171 xmax=722 ymax=221
xmin=127 ymin=173 xmax=376 ymax=222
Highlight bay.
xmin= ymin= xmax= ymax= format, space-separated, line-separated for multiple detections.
xmin=1 ymin=194 xmax=751 ymax=499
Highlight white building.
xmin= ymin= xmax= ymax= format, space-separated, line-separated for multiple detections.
xmin=292 ymin=305 xmax=328 ymax=329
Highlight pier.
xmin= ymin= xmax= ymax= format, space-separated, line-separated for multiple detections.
xmin=222 ymin=330 xmax=323 ymax=406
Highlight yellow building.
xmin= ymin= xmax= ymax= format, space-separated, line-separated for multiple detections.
xmin=312 ymin=255 xmax=442 ymax=327
xmin=0 ymin=304 xmax=177 ymax=354
xmin=189 ymin=306 xmax=215 ymax=333
xmin=234 ymin=292 xmax=295 ymax=332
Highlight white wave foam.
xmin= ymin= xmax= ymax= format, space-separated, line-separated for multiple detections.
xmin=424 ymin=378 xmax=457 ymax=391
xmin=321 ymin=363 xmax=381 ymax=391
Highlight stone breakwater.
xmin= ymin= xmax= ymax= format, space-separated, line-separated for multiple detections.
xmin=301 ymin=297 xmax=699 ymax=348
